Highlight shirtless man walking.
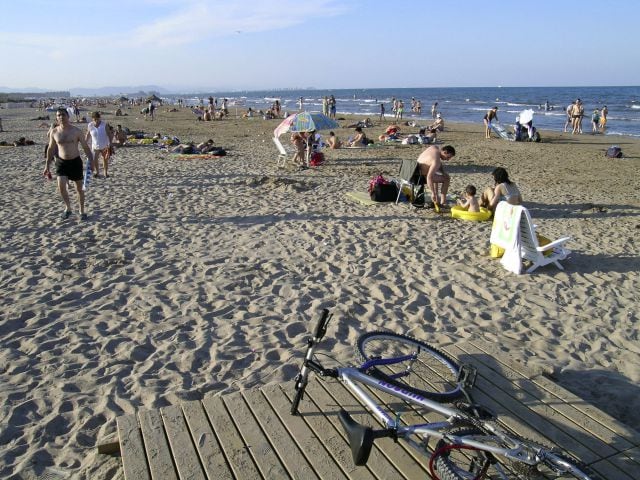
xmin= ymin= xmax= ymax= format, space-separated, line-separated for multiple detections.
xmin=44 ymin=108 xmax=93 ymax=220
xmin=416 ymin=144 xmax=455 ymax=207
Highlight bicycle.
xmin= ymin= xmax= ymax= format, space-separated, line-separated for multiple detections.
xmin=290 ymin=309 xmax=600 ymax=480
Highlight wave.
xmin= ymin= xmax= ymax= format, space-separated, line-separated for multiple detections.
xmin=630 ymin=105 xmax=640 ymax=109
xmin=606 ymin=130 xmax=640 ymax=137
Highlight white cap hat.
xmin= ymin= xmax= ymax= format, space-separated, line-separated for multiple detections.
xmin=436 ymin=113 xmax=441 ymax=118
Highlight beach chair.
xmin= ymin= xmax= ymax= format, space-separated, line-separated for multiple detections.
xmin=395 ymin=159 xmax=426 ymax=206
xmin=519 ymin=207 xmax=571 ymax=273
xmin=490 ymin=202 xmax=571 ymax=274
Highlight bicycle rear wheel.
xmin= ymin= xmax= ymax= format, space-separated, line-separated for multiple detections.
xmin=433 ymin=430 xmax=601 ymax=480
xmin=355 ymin=331 xmax=462 ymax=402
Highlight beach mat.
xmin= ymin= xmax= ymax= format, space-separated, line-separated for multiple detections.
xmin=491 ymin=124 xmax=514 ymax=141
xmin=345 ymin=191 xmax=379 ymax=205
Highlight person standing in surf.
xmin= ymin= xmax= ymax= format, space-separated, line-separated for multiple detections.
xmin=483 ymin=106 xmax=499 ymax=139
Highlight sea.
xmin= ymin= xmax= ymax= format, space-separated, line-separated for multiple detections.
xmin=169 ymin=86 xmax=640 ymax=137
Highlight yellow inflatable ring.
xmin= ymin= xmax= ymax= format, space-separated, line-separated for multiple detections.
xmin=451 ymin=206 xmax=492 ymax=221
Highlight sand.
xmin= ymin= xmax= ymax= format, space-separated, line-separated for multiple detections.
xmin=0 ymin=105 xmax=639 ymax=479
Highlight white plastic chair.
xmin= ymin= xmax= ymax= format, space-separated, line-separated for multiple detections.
xmin=519 ymin=208 xmax=571 ymax=273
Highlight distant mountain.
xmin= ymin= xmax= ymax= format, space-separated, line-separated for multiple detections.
xmin=70 ymin=85 xmax=172 ymax=96
xmin=0 ymin=85 xmax=174 ymax=96
xmin=0 ymin=86 xmax=56 ymax=94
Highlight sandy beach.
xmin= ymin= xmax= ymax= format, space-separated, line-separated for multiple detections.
xmin=0 ymin=105 xmax=639 ymax=479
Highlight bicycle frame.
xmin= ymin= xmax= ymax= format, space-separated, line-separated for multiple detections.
xmin=335 ymin=366 xmax=540 ymax=466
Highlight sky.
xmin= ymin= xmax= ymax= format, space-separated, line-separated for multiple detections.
xmin=1 ymin=0 xmax=639 ymax=92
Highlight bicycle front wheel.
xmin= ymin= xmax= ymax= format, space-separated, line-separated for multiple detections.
xmin=355 ymin=331 xmax=462 ymax=402
xmin=433 ymin=430 xmax=601 ymax=480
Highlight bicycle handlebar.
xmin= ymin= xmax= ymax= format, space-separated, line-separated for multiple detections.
xmin=313 ymin=308 xmax=332 ymax=339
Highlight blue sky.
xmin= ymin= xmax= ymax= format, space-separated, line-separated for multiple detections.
xmin=1 ymin=0 xmax=638 ymax=92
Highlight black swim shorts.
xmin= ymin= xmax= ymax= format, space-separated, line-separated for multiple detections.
xmin=55 ymin=156 xmax=83 ymax=181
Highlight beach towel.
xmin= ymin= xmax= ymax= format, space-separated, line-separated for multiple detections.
xmin=127 ymin=138 xmax=157 ymax=145
xmin=345 ymin=191 xmax=379 ymax=206
xmin=173 ymin=153 xmax=224 ymax=160
xmin=489 ymin=201 xmax=523 ymax=274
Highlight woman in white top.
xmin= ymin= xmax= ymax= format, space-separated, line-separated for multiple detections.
xmin=480 ymin=167 xmax=522 ymax=210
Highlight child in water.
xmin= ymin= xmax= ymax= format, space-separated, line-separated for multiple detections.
xmin=457 ymin=185 xmax=480 ymax=212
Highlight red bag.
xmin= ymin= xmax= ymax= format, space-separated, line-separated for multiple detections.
xmin=310 ymin=152 xmax=324 ymax=166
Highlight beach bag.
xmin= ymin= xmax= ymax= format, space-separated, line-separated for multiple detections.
xmin=605 ymin=146 xmax=623 ymax=158
xmin=310 ymin=151 xmax=324 ymax=166
xmin=368 ymin=174 xmax=388 ymax=194
xmin=371 ymin=183 xmax=399 ymax=202
xmin=368 ymin=174 xmax=397 ymax=201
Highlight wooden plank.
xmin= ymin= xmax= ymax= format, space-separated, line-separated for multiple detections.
xmin=242 ymin=388 xmax=319 ymax=480
xmin=304 ymin=378 xmax=403 ymax=479
xmin=455 ymin=341 xmax=630 ymax=454
xmin=160 ymin=404 xmax=207 ymax=480
xmin=589 ymin=456 xmax=637 ymax=480
xmin=468 ymin=339 xmax=640 ymax=446
xmin=532 ymin=374 xmax=640 ymax=444
xmin=117 ymin=414 xmax=151 ymax=480
xmin=445 ymin=344 xmax=605 ymax=464
xmin=222 ymin=391 xmax=289 ymax=479
xmin=202 ymin=394 xmax=262 ymax=479
xmin=139 ymin=409 xmax=178 ymax=480
xmin=181 ymin=400 xmax=234 ymax=480
xmin=261 ymin=384 xmax=349 ymax=480
xmin=602 ymin=447 xmax=640 ymax=478
xmin=620 ymin=446 xmax=640 ymax=468
xmin=279 ymin=380 xmax=374 ymax=480
xmin=315 ymin=376 xmax=431 ymax=479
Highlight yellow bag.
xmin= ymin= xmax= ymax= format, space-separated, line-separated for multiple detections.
xmin=490 ymin=244 xmax=505 ymax=258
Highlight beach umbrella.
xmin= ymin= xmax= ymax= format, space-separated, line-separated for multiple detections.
xmin=146 ymin=94 xmax=161 ymax=103
xmin=274 ymin=112 xmax=339 ymax=138
xmin=519 ymin=109 xmax=535 ymax=124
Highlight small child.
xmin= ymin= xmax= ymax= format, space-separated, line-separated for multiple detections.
xmin=457 ymin=185 xmax=480 ymax=212
xmin=591 ymin=109 xmax=600 ymax=134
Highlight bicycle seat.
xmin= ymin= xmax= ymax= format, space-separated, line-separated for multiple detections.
xmin=338 ymin=409 xmax=376 ymax=466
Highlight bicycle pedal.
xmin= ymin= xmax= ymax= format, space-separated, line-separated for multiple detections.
xmin=457 ymin=363 xmax=477 ymax=389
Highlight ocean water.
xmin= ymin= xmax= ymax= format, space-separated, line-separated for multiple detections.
xmin=173 ymin=86 xmax=640 ymax=137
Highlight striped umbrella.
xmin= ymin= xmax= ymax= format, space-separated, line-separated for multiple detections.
xmin=274 ymin=112 xmax=339 ymax=138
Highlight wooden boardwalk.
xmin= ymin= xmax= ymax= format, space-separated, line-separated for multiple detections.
xmin=107 ymin=340 xmax=640 ymax=479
